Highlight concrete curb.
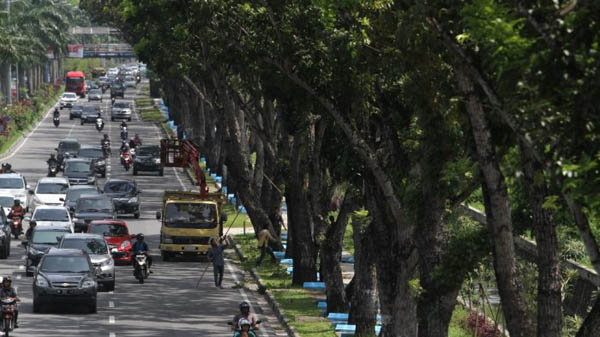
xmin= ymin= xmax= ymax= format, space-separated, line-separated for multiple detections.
xmin=0 ymin=101 xmax=59 ymax=160
xmin=231 ymin=237 xmax=302 ymax=337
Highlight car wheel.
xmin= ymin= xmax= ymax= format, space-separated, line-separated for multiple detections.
xmin=69 ymin=115 xmax=73 ymax=120
xmin=111 ymin=117 xmax=115 ymax=122
xmin=158 ymin=169 xmax=164 ymax=176
xmin=33 ymin=299 xmax=41 ymax=313
xmin=0 ymin=245 xmax=7 ymax=259
xmin=105 ymin=281 xmax=115 ymax=292
xmin=5 ymin=244 xmax=9 ymax=258
xmin=161 ymin=251 xmax=171 ymax=262
xmin=88 ymin=301 xmax=97 ymax=314
xmin=80 ymin=120 xmax=84 ymax=125
xmin=133 ymin=167 xmax=138 ymax=175
xmin=134 ymin=211 xmax=140 ymax=219
xmin=128 ymin=118 xmax=131 ymax=122
xmin=25 ymin=268 xmax=32 ymax=277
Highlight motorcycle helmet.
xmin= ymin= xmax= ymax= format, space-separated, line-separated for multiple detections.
xmin=238 ymin=318 xmax=251 ymax=328
xmin=136 ymin=233 xmax=144 ymax=240
xmin=104 ymin=134 xmax=109 ymax=139
xmin=13 ymin=199 xmax=20 ymax=206
xmin=2 ymin=276 xmax=11 ymax=286
xmin=239 ymin=301 xmax=250 ymax=311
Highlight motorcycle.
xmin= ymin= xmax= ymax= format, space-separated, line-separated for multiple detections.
xmin=122 ymin=151 xmax=132 ymax=171
xmin=7 ymin=212 xmax=22 ymax=239
xmin=47 ymin=161 xmax=59 ymax=177
xmin=136 ymin=75 xmax=141 ymax=84
xmin=96 ymin=118 xmax=104 ymax=132
xmin=120 ymin=127 xmax=128 ymax=141
xmin=102 ymin=141 xmax=111 ymax=157
xmin=227 ymin=320 xmax=262 ymax=337
xmin=132 ymin=251 xmax=149 ymax=284
xmin=0 ymin=297 xmax=17 ymax=336
xmin=53 ymin=116 xmax=60 ymax=127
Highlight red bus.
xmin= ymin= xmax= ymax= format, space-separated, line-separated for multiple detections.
xmin=65 ymin=71 xmax=86 ymax=97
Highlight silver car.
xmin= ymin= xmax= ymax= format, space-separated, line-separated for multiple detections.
xmin=87 ymin=89 xmax=103 ymax=102
xmin=57 ymin=233 xmax=115 ymax=291
xmin=111 ymin=101 xmax=132 ymax=121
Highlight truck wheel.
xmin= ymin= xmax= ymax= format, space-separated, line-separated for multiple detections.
xmin=161 ymin=251 xmax=171 ymax=262
xmin=105 ymin=281 xmax=115 ymax=291
xmin=158 ymin=169 xmax=164 ymax=176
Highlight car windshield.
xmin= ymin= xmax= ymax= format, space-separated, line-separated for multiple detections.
xmin=65 ymin=188 xmax=98 ymax=202
xmin=0 ymin=196 xmax=13 ymax=207
xmin=40 ymin=256 xmax=90 ymax=273
xmin=61 ymin=238 xmax=108 ymax=255
xmin=0 ymin=178 xmax=24 ymax=189
xmin=32 ymin=230 xmax=68 ymax=245
xmin=113 ymin=102 xmax=129 ymax=109
xmin=79 ymin=148 xmax=103 ymax=159
xmin=66 ymin=77 xmax=84 ymax=85
xmin=36 ymin=182 xmax=69 ymax=194
xmin=165 ymin=203 xmax=217 ymax=228
xmin=77 ymin=198 xmax=113 ymax=212
xmin=104 ymin=182 xmax=134 ymax=193
xmin=59 ymin=142 xmax=79 ymax=152
xmin=72 ymin=105 xmax=83 ymax=112
xmin=90 ymin=89 xmax=101 ymax=95
xmin=83 ymin=106 xmax=99 ymax=114
xmin=65 ymin=162 xmax=91 ymax=173
xmin=137 ymin=147 xmax=159 ymax=156
xmin=33 ymin=209 xmax=69 ymax=222
xmin=89 ymin=223 xmax=128 ymax=237
xmin=62 ymin=93 xmax=77 ymax=99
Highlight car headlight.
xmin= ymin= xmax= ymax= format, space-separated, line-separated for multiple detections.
xmin=162 ymin=234 xmax=173 ymax=244
xmin=29 ymin=247 xmax=43 ymax=255
xmin=153 ymin=158 xmax=161 ymax=164
xmin=87 ymin=176 xmax=95 ymax=182
xmin=102 ymin=259 xmax=114 ymax=267
xmin=81 ymin=279 xmax=96 ymax=288
xmin=128 ymin=197 xmax=138 ymax=203
xmin=120 ymin=240 xmax=131 ymax=249
xmin=36 ymin=277 xmax=49 ymax=287
xmin=97 ymin=160 xmax=105 ymax=166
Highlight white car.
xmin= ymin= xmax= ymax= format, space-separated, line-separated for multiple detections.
xmin=124 ymin=76 xmax=136 ymax=88
xmin=30 ymin=177 xmax=70 ymax=209
xmin=29 ymin=206 xmax=74 ymax=232
xmin=0 ymin=174 xmax=29 ymax=211
xmin=0 ymin=194 xmax=14 ymax=216
xmin=59 ymin=92 xmax=79 ymax=109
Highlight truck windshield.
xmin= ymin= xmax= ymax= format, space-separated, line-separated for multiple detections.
xmin=165 ymin=203 xmax=217 ymax=229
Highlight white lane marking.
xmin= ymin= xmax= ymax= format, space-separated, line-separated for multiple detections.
xmin=226 ymin=263 xmax=270 ymax=337
xmin=109 ymin=315 xmax=115 ymax=324
xmin=16 ymin=275 xmax=21 ymax=280
xmin=109 ymin=301 xmax=114 ymax=308
xmin=67 ymin=114 xmax=77 ymax=136
xmin=20 ymin=255 xmax=26 ymax=260
xmin=18 ymin=265 xmax=24 ymax=270
xmin=2 ymin=103 xmax=56 ymax=160
xmin=109 ymin=333 xmax=116 ymax=337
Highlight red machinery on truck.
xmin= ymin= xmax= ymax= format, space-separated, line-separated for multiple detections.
xmin=65 ymin=71 xmax=86 ymax=97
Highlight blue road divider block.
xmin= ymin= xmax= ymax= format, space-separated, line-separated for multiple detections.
xmin=286 ymin=267 xmax=294 ymax=274
xmin=341 ymin=256 xmax=355 ymax=263
xmin=303 ymin=282 xmax=325 ymax=290
xmin=281 ymin=204 xmax=288 ymax=211
xmin=274 ymin=251 xmax=285 ymax=259
xmin=210 ymin=173 xmax=217 ymax=179
xmin=200 ymin=157 xmax=206 ymax=163
xmin=215 ymin=176 xmax=223 ymax=183
xmin=227 ymin=194 xmax=235 ymax=201
xmin=280 ymin=259 xmax=293 ymax=265
xmin=336 ymin=324 xmax=382 ymax=336
xmin=221 ymin=186 xmax=228 ymax=194
xmin=282 ymin=243 xmax=287 ymax=250
xmin=281 ymin=234 xmax=288 ymax=240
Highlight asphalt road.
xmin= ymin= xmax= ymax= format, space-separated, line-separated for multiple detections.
xmin=0 ymin=83 xmax=284 ymax=337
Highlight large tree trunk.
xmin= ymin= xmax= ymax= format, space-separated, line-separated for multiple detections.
xmin=348 ymin=212 xmax=378 ymax=336
xmin=322 ymin=192 xmax=356 ymax=314
xmin=577 ymin=296 xmax=600 ymax=337
xmin=520 ymin=142 xmax=562 ymax=337
xmin=286 ymin=133 xmax=317 ymax=285
xmin=456 ymin=67 xmax=535 ymax=337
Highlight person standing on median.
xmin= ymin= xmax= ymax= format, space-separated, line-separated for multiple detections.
xmin=207 ymin=236 xmax=226 ymax=288
xmin=256 ymin=228 xmax=277 ymax=266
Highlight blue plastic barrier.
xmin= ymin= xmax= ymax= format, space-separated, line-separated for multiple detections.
xmin=281 ymin=234 xmax=288 ymax=240
xmin=341 ymin=256 xmax=355 ymax=263
xmin=336 ymin=324 xmax=381 ymax=336
xmin=274 ymin=251 xmax=285 ymax=259
xmin=200 ymin=157 xmax=206 ymax=163
xmin=221 ymin=186 xmax=228 ymax=194
xmin=215 ymin=177 xmax=223 ymax=183
xmin=303 ymin=282 xmax=325 ymax=290
xmin=280 ymin=259 xmax=293 ymax=265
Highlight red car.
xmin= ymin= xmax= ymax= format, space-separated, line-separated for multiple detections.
xmin=86 ymin=220 xmax=135 ymax=264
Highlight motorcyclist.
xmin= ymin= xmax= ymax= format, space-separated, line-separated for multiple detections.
xmin=128 ymin=137 xmax=137 ymax=149
xmin=131 ymin=233 xmax=152 ymax=273
xmin=1 ymin=163 xmax=14 ymax=174
xmin=134 ymin=133 xmax=142 ymax=146
xmin=25 ymin=220 xmax=36 ymax=241
xmin=47 ymin=154 xmax=59 ymax=167
xmin=235 ymin=319 xmax=254 ymax=337
xmin=101 ymin=134 xmax=111 ymax=147
xmin=53 ymin=108 xmax=60 ymax=118
xmin=0 ymin=277 xmax=20 ymax=328
xmin=8 ymin=200 xmax=24 ymax=219
xmin=232 ymin=302 xmax=258 ymax=331
xmin=120 ymin=121 xmax=127 ymax=130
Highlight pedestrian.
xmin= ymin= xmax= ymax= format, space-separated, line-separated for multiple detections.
xmin=256 ymin=228 xmax=277 ymax=266
xmin=207 ymin=236 xmax=226 ymax=288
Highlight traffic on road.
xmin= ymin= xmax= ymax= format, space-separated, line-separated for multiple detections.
xmin=0 ymin=65 xmax=277 ymax=337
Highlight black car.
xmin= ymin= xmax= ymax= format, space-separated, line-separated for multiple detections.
xmin=78 ymin=145 xmax=106 ymax=177
xmin=33 ymin=247 xmax=98 ymax=313
xmin=0 ymin=206 xmax=11 ymax=259
xmin=63 ymin=158 xmax=96 ymax=185
xmin=62 ymin=185 xmax=100 ymax=213
xmin=70 ymin=104 xmax=84 ymax=120
xmin=133 ymin=145 xmax=163 ymax=176
xmin=23 ymin=225 xmax=71 ymax=276
xmin=103 ymin=179 xmax=141 ymax=218
xmin=110 ymin=83 xmax=125 ymax=99
xmin=56 ymin=138 xmax=80 ymax=164
xmin=80 ymin=105 xmax=102 ymax=125
xmin=72 ymin=194 xmax=116 ymax=232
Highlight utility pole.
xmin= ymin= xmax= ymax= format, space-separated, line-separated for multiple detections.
xmin=4 ymin=0 xmax=11 ymax=105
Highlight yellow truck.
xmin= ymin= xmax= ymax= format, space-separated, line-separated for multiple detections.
xmin=156 ymin=191 xmax=227 ymax=261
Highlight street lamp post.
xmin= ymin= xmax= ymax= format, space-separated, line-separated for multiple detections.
xmin=3 ymin=0 xmax=11 ymax=105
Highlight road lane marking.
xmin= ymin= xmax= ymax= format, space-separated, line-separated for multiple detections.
xmin=109 ymin=301 xmax=114 ymax=308
xmin=109 ymin=315 xmax=115 ymax=324
xmin=18 ymin=265 xmax=24 ymax=270
xmin=109 ymin=333 xmax=116 ymax=337
xmin=16 ymin=275 xmax=21 ymax=280
xmin=226 ymin=263 xmax=270 ymax=337
xmin=20 ymin=255 xmax=26 ymax=260
xmin=2 ymin=103 xmax=57 ymax=160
